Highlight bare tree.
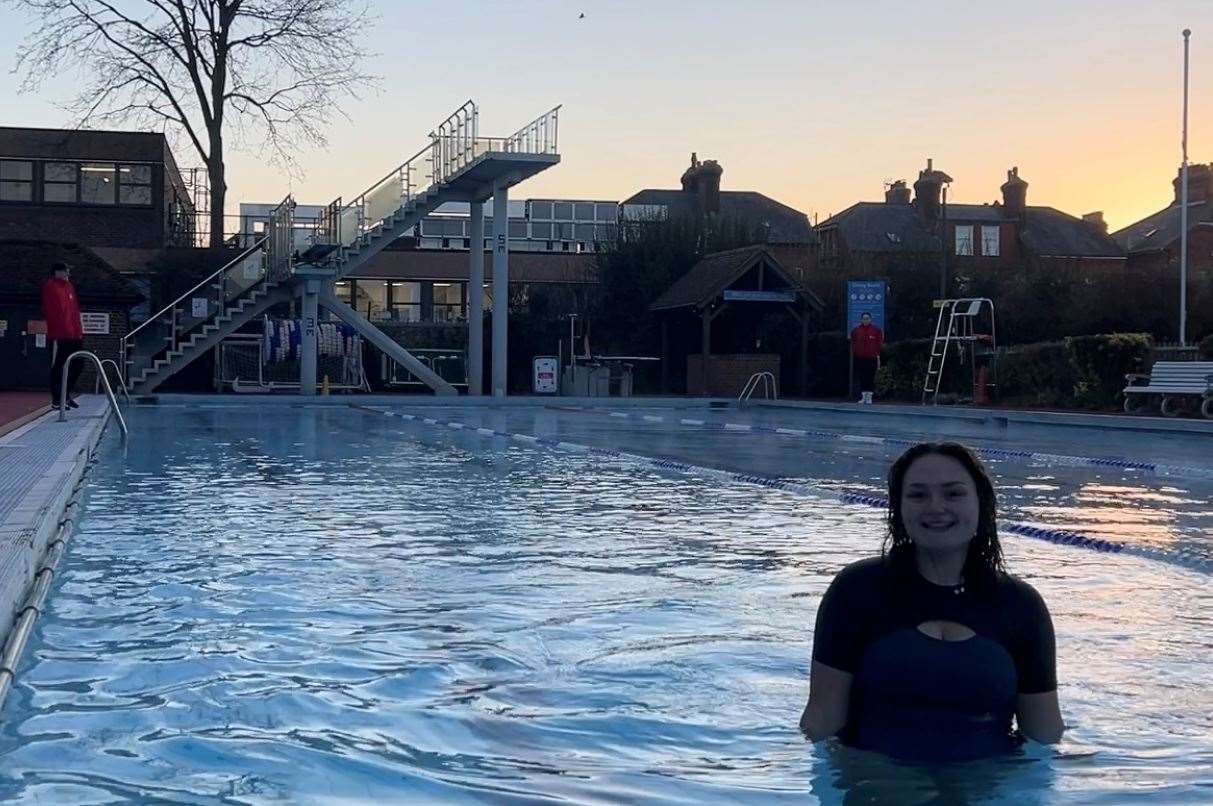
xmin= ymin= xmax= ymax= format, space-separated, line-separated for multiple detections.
xmin=6 ymin=0 xmax=375 ymax=247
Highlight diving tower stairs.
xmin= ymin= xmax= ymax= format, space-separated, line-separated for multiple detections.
xmin=122 ymin=101 xmax=561 ymax=396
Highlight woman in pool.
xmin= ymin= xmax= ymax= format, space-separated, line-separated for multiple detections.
xmin=800 ymin=442 xmax=1064 ymax=762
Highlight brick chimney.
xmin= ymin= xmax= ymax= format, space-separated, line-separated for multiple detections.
xmin=680 ymin=152 xmax=723 ymax=215
xmin=1001 ymin=167 xmax=1028 ymax=218
xmin=1173 ymin=162 xmax=1213 ymax=204
xmin=912 ymin=159 xmax=952 ymax=225
xmin=885 ymin=180 xmax=911 ymax=204
xmin=1082 ymin=211 xmax=1107 ymax=233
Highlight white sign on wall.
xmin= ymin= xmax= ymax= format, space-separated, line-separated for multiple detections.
xmin=533 ymin=356 xmax=559 ymax=394
xmin=80 ymin=312 xmax=110 ymax=335
xmin=35 ymin=333 xmax=46 ymax=348
xmin=191 ymin=297 xmax=209 ymax=318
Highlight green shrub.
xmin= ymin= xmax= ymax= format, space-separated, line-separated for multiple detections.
xmin=995 ymin=341 xmax=1077 ymax=407
xmin=1199 ymin=333 xmax=1213 ymax=360
xmin=1065 ymin=333 xmax=1152 ymax=408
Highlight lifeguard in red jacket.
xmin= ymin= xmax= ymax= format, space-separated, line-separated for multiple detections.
xmin=41 ymin=261 xmax=84 ymax=409
xmin=850 ymin=312 xmax=884 ymax=405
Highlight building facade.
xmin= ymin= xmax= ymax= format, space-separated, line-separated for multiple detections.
xmin=0 ymin=127 xmax=195 ymax=249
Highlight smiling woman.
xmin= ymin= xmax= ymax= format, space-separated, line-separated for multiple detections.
xmin=800 ymin=442 xmax=1065 ymax=762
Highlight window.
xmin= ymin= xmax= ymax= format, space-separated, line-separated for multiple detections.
xmin=508 ymin=219 xmax=528 ymax=238
xmin=530 ymin=201 xmax=553 ymax=219
xmin=954 ymin=225 xmax=974 ymax=256
xmin=0 ymin=160 xmax=33 ymax=201
xmin=80 ymin=162 xmax=117 ymax=204
xmin=388 ymin=281 xmax=421 ymax=322
xmin=557 ymin=222 xmax=574 ymax=240
xmin=44 ymin=162 xmax=78 ymax=203
xmin=595 ymin=202 xmax=617 ymax=221
xmin=574 ymin=223 xmax=595 ymax=241
xmin=574 ymin=202 xmax=594 ymax=220
xmin=981 ymin=225 xmax=1000 ymax=256
xmin=118 ymin=164 xmax=153 ymax=205
xmin=553 ymin=201 xmax=574 ymax=220
xmin=531 ymin=221 xmax=552 ymax=239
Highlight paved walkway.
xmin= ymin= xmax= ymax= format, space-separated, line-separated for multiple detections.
xmin=0 ymin=396 xmax=110 ymax=648
xmin=0 ymin=393 xmax=51 ymax=439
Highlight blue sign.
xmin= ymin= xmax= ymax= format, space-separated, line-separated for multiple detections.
xmin=846 ymin=280 xmax=887 ymax=335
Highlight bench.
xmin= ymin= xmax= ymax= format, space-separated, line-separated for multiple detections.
xmin=1123 ymin=361 xmax=1213 ymax=418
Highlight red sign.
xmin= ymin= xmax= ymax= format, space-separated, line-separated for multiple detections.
xmin=26 ymin=319 xmax=47 ymax=335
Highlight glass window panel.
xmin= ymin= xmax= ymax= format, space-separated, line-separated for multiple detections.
xmin=574 ymin=202 xmax=594 ymax=220
xmin=954 ymin=225 xmax=973 ymax=256
xmin=119 ymin=185 xmax=152 ymax=205
xmin=80 ymin=163 xmax=116 ymax=204
xmin=120 ymin=164 xmax=152 ymax=184
xmin=595 ymin=202 xmax=617 ymax=221
xmin=443 ymin=219 xmax=465 ymax=237
xmin=553 ymin=202 xmax=573 ymax=220
xmin=391 ymin=281 xmax=421 ymax=304
xmin=355 ymin=280 xmax=388 ymax=319
xmin=981 ymin=225 xmax=1000 ymax=256
xmin=530 ymin=201 xmax=553 ymax=219
xmin=432 ymin=283 xmax=462 ymax=304
xmin=574 ymin=223 xmax=595 ymax=240
xmin=530 ymin=222 xmax=552 ymax=238
xmin=508 ymin=219 xmax=528 ymax=238
xmin=421 ymin=218 xmax=440 ymax=236
xmin=483 ymin=219 xmax=493 ymax=237
xmin=43 ymin=183 xmax=77 ymax=203
xmin=0 ymin=182 xmax=32 ymax=201
xmin=558 ymin=222 xmax=574 ymax=240
xmin=45 ymin=163 xmax=77 ymax=182
xmin=595 ymin=223 xmax=617 ymax=241
xmin=0 ymin=160 xmax=32 ymax=181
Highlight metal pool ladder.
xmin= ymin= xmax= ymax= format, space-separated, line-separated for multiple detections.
xmin=58 ymin=350 xmax=128 ymax=440
xmin=739 ymin=371 xmax=778 ymax=405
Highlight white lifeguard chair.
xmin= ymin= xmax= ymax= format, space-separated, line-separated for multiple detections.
xmin=922 ymin=298 xmax=997 ymax=405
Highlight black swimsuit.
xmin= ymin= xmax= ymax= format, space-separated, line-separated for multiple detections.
xmin=811 ymin=557 xmax=1056 ymax=762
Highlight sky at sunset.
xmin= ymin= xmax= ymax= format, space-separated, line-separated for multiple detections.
xmin=1 ymin=0 xmax=1210 ymax=231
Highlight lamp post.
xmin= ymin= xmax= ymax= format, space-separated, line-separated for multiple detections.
xmin=1179 ymin=28 xmax=1191 ymax=346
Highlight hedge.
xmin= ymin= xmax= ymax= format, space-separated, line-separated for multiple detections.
xmin=874 ymin=332 xmax=1153 ymax=409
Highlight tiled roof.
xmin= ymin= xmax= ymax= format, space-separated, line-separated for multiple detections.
xmin=819 ymin=202 xmax=1123 ymax=258
xmin=0 ymin=239 xmax=143 ymax=301
xmin=650 ymin=245 xmax=823 ymax=311
xmin=621 ymin=189 xmax=816 ymax=245
xmin=1111 ymin=200 xmax=1213 ymax=253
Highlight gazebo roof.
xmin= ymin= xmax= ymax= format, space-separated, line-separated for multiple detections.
xmin=649 ymin=245 xmax=822 ymax=312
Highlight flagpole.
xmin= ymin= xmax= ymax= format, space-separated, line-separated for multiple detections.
xmin=1179 ymin=28 xmax=1191 ymax=346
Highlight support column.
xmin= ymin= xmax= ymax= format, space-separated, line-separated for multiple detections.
xmin=491 ymin=186 xmax=509 ymax=397
xmin=300 ymin=279 xmax=320 ymax=395
xmin=468 ymin=201 xmax=485 ymax=395
xmin=700 ymin=308 xmax=711 ymax=397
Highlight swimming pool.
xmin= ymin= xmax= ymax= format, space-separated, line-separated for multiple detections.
xmin=0 ymin=401 xmax=1209 ymax=803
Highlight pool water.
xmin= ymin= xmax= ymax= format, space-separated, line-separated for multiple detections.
xmin=0 ymin=403 xmax=1209 ymax=803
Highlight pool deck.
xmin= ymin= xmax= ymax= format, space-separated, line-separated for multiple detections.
xmin=0 ymin=396 xmax=111 ymax=649
xmin=0 ymin=393 xmax=51 ymax=440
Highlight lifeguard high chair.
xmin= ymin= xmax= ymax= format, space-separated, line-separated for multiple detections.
xmin=922 ymin=298 xmax=997 ymax=405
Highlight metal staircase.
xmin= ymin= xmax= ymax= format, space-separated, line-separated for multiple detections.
xmin=122 ymin=100 xmax=561 ymax=395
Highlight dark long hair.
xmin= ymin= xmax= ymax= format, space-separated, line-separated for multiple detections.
xmin=882 ymin=442 xmax=1005 ymax=591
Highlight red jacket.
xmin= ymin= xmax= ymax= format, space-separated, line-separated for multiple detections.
xmin=850 ymin=323 xmax=884 ymax=360
xmin=41 ymin=277 xmax=83 ymax=340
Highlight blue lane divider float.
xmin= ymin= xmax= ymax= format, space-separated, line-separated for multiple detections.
xmin=590 ymin=409 xmax=1213 ymax=482
xmin=350 ymin=405 xmax=1211 ymax=574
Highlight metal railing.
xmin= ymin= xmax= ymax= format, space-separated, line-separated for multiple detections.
xmin=59 ymin=351 xmax=127 ymax=440
xmin=265 ymin=195 xmax=296 ymax=281
xmin=503 ymin=105 xmax=561 ymax=154
xmin=431 ymin=100 xmax=479 ymax=185
xmin=93 ymin=358 xmax=130 ymax=403
xmin=739 ymin=371 xmax=778 ymax=404
xmin=121 ymin=235 xmax=270 ymax=384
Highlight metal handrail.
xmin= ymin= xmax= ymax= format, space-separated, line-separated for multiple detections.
xmin=503 ymin=105 xmax=562 ymax=154
xmin=739 ymin=371 xmax=778 ymax=404
xmin=93 ymin=358 xmax=130 ymax=403
xmin=59 ymin=351 xmax=128 ymax=440
xmin=123 ymin=236 xmax=269 ymax=348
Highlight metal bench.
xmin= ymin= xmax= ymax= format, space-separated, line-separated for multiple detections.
xmin=1123 ymin=361 xmax=1213 ymax=418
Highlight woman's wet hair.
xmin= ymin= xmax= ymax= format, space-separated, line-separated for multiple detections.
xmin=882 ymin=442 xmax=1005 ymax=589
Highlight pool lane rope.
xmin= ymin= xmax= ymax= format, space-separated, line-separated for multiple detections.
xmin=351 ymin=406 xmax=1210 ymax=575
xmin=561 ymin=408 xmax=1213 ymax=483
